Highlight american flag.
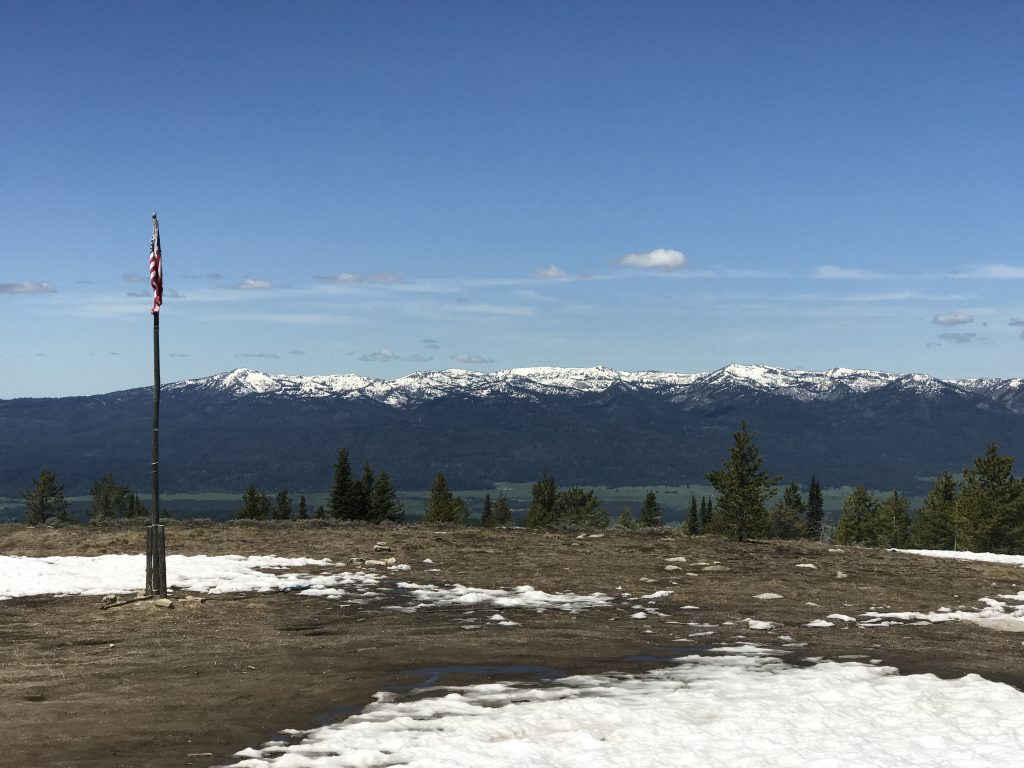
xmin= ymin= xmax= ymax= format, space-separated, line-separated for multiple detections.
xmin=149 ymin=213 xmax=163 ymax=314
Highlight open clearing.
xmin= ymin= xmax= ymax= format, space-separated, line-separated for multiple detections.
xmin=1 ymin=523 xmax=1022 ymax=767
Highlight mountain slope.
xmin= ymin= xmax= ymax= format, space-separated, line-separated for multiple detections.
xmin=1 ymin=364 xmax=1022 ymax=497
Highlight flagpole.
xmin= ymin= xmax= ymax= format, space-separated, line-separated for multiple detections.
xmin=146 ymin=212 xmax=167 ymax=597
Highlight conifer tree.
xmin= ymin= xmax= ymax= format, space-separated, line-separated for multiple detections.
xmin=834 ymin=486 xmax=879 ymax=545
xmin=874 ymin=490 xmax=911 ymax=548
xmin=493 ymin=492 xmax=512 ymax=526
xmin=328 ymin=448 xmax=355 ymax=519
xmin=806 ymin=476 xmax=825 ymax=541
xmin=236 ymin=484 xmax=270 ymax=520
xmin=297 ymin=494 xmax=308 ymax=520
xmin=770 ymin=482 xmax=806 ymax=540
xmin=953 ymin=444 xmax=1024 ymax=553
xmin=638 ymin=491 xmax=661 ymax=527
xmin=351 ymin=462 xmax=375 ymax=521
xmin=617 ymin=505 xmax=635 ymax=529
xmin=480 ymin=493 xmax=495 ymax=527
xmin=125 ymin=492 xmax=146 ymax=519
xmin=699 ymin=497 xmax=712 ymax=531
xmin=525 ymin=470 xmax=558 ymax=528
xmin=706 ymin=422 xmax=779 ymax=541
xmin=314 ymin=505 xmax=326 ymax=519
xmin=273 ymin=489 xmax=292 ymax=520
xmin=22 ymin=467 xmax=70 ymax=525
xmin=553 ymin=487 xmax=608 ymax=529
xmin=687 ymin=496 xmax=699 ymax=535
xmin=89 ymin=473 xmax=131 ymax=521
xmin=910 ymin=472 xmax=957 ymax=549
xmin=369 ymin=470 xmax=404 ymax=523
xmin=422 ymin=470 xmax=467 ymax=524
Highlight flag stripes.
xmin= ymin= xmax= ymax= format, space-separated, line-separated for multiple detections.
xmin=149 ymin=214 xmax=163 ymax=314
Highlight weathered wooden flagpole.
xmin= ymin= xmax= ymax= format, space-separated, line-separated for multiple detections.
xmin=146 ymin=212 xmax=167 ymax=597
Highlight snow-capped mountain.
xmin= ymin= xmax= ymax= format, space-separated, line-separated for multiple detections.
xmin=167 ymin=363 xmax=1024 ymax=410
xmin=3 ymin=363 xmax=1023 ymax=499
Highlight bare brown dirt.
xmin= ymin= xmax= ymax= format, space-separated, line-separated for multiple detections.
xmin=1 ymin=522 xmax=1022 ymax=767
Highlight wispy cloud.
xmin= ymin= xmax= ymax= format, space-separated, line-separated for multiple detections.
xmin=235 ymin=278 xmax=273 ymax=290
xmin=315 ymin=272 xmax=401 ymax=285
xmin=534 ymin=265 xmax=568 ymax=280
xmin=359 ymin=350 xmax=433 ymax=363
xmin=452 ymin=354 xmax=494 ymax=365
xmin=933 ymin=311 xmax=974 ymax=326
xmin=0 ymin=281 xmax=56 ymax=295
xmin=122 ymin=273 xmax=147 ymax=284
xmin=951 ymin=264 xmax=1024 ymax=279
xmin=290 ymin=350 xmax=305 ymax=356
xmin=126 ymin=288 xmax=183 ymax=299
xmin=938 ymin=332 xmax=977 ymax=344
xmin=444 ymin=303 xmax=534 ymax=317
xmin=237 ymin=352 xmax=280 ymax=359
xmin=422 ymin=338 xmax=442 ymax=349
xmin=615 ymin=248 xmax=685 ymax=271
xmin=813 ymin=265 xmax=887 ymax=280
xmin=1009 ymin=318 xmax=1024 ymax=327
xmin=169 ymin=353 xmax=189 ymax=358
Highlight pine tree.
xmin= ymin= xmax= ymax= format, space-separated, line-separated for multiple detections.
xmin=834 ymin=486 xmax=879 ymax=545
xmin=806 ymin=476 xmax=825 ymax=541
xmin=422 ymin=470 xmax=467 ymax=524
xmin=770 ymin=482 xmax=806 ymax=540
xmin=617 ymin=505 xmax=635 ymax=529
xmin=638 ymin=491 xmax=661 ymax=527
xmin=369 ymin=470 xmax=404 ymax=523
xmin=493 ymin=492 xmax=512 ymax=526
xmin=910 ymin=472 xmax=957 ymax=549
xmin=480 ymin=494 xmax=496 ymax=527
xmin=687 ymin=496 xmax=699 ymax=535
xmin=874 ymin=490 xmax=911 ymax=548
xmin=700 ymin=497 xmax=713 ymax=531
xmin=329 ymin=448 xmax=356 ymax=520
xmin=236 ymin=484 xmax=270 ymax=520
xmin=706 ymin=422 xmax=779 ymax=541
xmin=525 ymin=470 xmax=558 ymax=528
xmin=297 ymin=494 xmax=308 ymax=520
xmin=89 ymin=473 xmax=131 ymax=521
xmin=351 ymin=462 xmax=375 ymax=521
xmin=125 ymin=492 xmax=146 ymax=519
xmin=953 ymin=444 xmax=1024 ymax=553
xmin=22 ymin=467 xmax=70 ymax=525
xmin=314 ymin=505 xmax=326 ymax=519
xmin=273 ymin=489 xmax=292 ymax=520
xmin=553 ymin=487 xmax=608 ymax=529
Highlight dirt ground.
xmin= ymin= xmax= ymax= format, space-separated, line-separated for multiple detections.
xmin=2 ymin=522 xmax=1022 ymax=767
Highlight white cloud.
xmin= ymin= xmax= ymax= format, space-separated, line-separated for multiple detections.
xmin=615 ymin=248 xmax=685 ymax=271
xmin=237 ymin=352 xmax=280 ymax=359
xmin=932 ymin=311 xmax=974 ymax=326
xmin=452 ymin=354 xmax=494 ymax=365
xmin=1008 ymin=318 xmax=1024 ymax=327
xmin=235 ymin=278 xmax=272 ymax=290
xmin=0 ymin=280 xmax=56 ymax=295
xmin=813 ymin=266 xmax=886 ymax=280
xmin=315 ymin=272 xmax=401 ymax=285
xmin=534 ymin=265 xmax=568 ymax=280
xmin=359 ymin=350 xmax=434 ymax=363
xmin=938 ymin=332 xmax=977 ymax=344
xmin=121 ymin=272 xmax=148 ymax=284
xmin=445 ymin=303 xmax=534 ymax=317
xmin=953 ymin=264 xmax=1024 ymax=279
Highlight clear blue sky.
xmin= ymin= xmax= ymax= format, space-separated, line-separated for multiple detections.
xmin=2 ymin=1 xmax=1022 ymax=398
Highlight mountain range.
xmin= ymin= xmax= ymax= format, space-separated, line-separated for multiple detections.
xmin=1 ymin=364 xmax=1022 ymax=499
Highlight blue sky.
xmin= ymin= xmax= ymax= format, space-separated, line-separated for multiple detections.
xmin=2 ymin=1 xmax=1022 ymax=398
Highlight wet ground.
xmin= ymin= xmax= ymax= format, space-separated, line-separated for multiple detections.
xmin=1 ymin=522 xmax=1022 ymax=767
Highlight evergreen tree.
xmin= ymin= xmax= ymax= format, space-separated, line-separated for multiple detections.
xmin=834 ymin=486 xmax=879 ymax=545
xmin=553 ymin=487 xmax=608 ymax=529
xmin=351 ymin=462 xmax=375 ymax=521
xmin=617 ymin=505 xmax=635 ymax=529
xmin=89 ymin=473 xmax=131 ymax=521
xmin=273 ymin=489 xmax=292 ymax=520
xmin=769 ymin=482 xmax=806 ymax=539
xmin=236 ymin=484 xmax=270 ymax=520
xmin=706 ymin=422 xmax=779 ymax=541
xmin=806 ymin=476 xmax=825 ymax=541
xmin=638 ymin=491 xmax=661 ymax=527
xmin=493 ymin=492 xmax=512 ymax=526
xmin=297 ymin=495 xmax=308 ymax=520
xmin=953 ymin=444 xmax=1024 ymax=554
xmin=910 ymin=472 xmax=957 ymax=549
xmin=125 ymin=492 xmax=146 ymax=519
xmin=480 ymin=493 xmax=496 ymax=527
xmin=686 ymin=496 xmax=699 ymax=535
xmin=525 ymin=469 xmax=558 ymax=528
xmin=874 ymin=490 xmax=912 ymax=548
xmin=700 ymin=497 xmax=713 ymax=532
xmin=422 ymin=470 xmax=467 ymax=524
xmin=314 ymin=505 xmax=326 ymax=519
xmin=369 ymin=470 xmax=404 ymax=523
xmin=328 ymin=448 xmax=356 ymax=519
xmin=22 ymin=467 xmax=70 ymax=525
